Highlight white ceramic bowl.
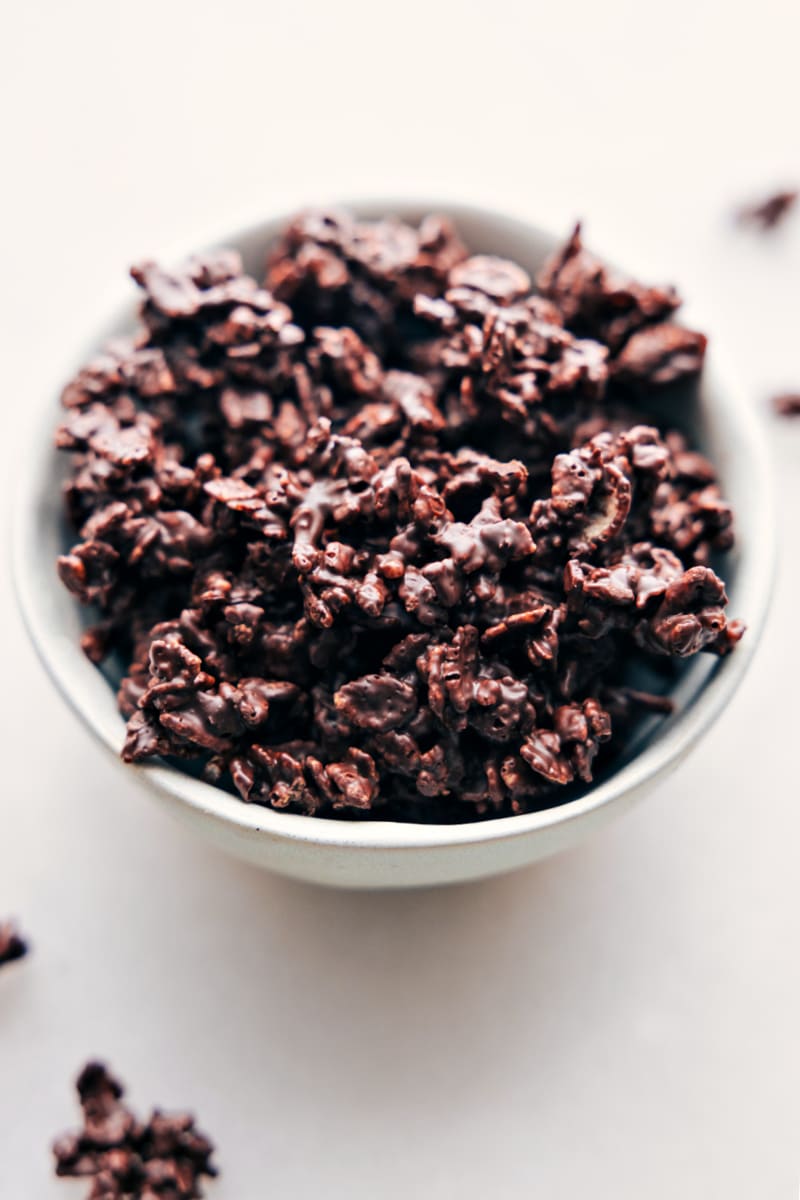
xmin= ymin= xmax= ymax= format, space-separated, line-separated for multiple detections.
xmin=13 ymin=201 xmax=774 ymax=889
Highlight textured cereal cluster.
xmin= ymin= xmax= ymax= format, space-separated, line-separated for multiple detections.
xmin=56 ymin=210 xmax=742 ymax=822
xmin=52 ymin=1062 xmax=216 ymax=1199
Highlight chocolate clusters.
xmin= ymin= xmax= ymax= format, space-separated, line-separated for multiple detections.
xmin=55 ymin=209 xmax=743 ymax=822
xmin=53 ymin=1062 xmax=217 ymax=1199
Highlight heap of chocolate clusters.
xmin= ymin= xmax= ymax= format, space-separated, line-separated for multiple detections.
xmin=55 ymin=209 xmax=742 ymax=822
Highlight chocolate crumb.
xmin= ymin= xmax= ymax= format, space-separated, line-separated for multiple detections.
xmin=53 ymin=211 xmax=742 ymax=823
xmin=0 ymin=920 xmax=28 ymax=968
xmin=772 ymin=392 xmax=800 ymax=417
xmin=736 ymin=189 xmax=798 ymax=230
xmin=53 ymin=1062 xmax=217 ymax=1199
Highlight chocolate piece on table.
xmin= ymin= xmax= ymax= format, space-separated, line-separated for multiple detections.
xmin=772 ymin=392 xmax=800 ymax=417
xmin=53 ymin=1061 xmax=217 ymax=1199
xmin=0 ymin=920 xmax=28 ymax=968
xmin=736 ymin=189 xmax=798 ymax=230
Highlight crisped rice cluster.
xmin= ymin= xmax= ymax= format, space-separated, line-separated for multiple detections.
xmin=52 ymin=1062 xmax=216 ymax=1199
xmin=56 ymin=209 xmax=742 ymax=822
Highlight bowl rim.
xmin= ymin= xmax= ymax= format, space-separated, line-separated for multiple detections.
xmin=12 ymin=197 xmax=776 ymax=854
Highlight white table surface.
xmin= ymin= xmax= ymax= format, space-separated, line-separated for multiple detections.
xmin=1 ymin=3 xmax=798 ymax=1196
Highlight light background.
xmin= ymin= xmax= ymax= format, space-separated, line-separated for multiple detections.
xmin=1 ymin=3 xmax=799 ymax=1196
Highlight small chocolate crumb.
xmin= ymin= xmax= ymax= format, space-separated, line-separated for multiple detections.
xmin=53 ymin=1062 xmax=217 ymax=1199
xmin=736 ymin=189 xmax=798 ymax=231
xmin=772 ymin=392 xmax=800 ymax=417
xmin=0 ymin=919 xmax=28 ymax=968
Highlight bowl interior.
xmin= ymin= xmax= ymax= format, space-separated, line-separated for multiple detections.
xmin=13 ymin=200 xmax=774 ymax=850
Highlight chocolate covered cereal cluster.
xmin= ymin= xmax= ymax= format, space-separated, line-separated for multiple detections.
xmin=53 ymin=1062 xmax=216 ymax=1199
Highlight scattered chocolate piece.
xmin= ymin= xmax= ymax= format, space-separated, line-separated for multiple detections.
xmin=54 ymin=210 xmax=742 ymax=822
xmin=0 ymin=919 xmax=28 ymax=968
xmin=53 ymin=1062 xmax=217 ymax=1199
xmin=736 ymin=189 xmax=798 ymax=231
xmin=772 ymin=392 xmax=800 ymax=417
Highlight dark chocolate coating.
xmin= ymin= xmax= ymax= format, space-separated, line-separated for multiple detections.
xmin=54 ymin=212 xmax=742 ymax=822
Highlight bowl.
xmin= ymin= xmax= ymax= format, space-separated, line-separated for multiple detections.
xmin=12 ymin=200 xmax=774 ymax=889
